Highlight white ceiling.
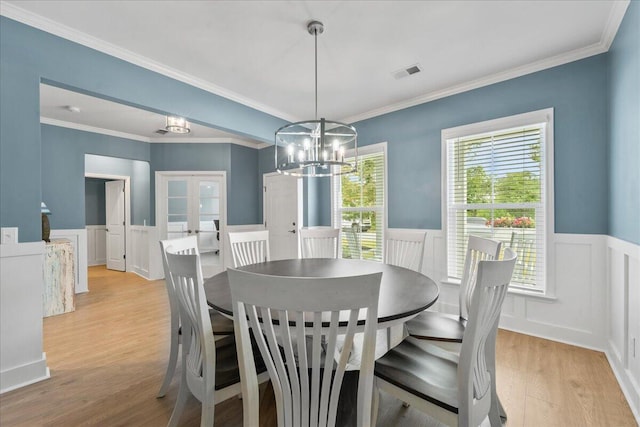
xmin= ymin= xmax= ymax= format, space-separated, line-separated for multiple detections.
xmin=1 ymin=0 xmax=629 ymax=141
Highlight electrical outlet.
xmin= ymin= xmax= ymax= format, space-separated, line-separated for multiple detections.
xmin=1 ymin=227 xmax=18 ymax=244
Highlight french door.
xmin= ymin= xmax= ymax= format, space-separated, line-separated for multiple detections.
xmin=158 ymin=172 xmax=226 ymax=278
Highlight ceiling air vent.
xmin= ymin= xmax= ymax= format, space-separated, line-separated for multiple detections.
xmin=155 ymin=129 xmax=169 ymax=135
xmin=392 ymin=63 xmax=423 ymax=80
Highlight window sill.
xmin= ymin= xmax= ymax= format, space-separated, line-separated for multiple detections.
xmin=439 ymin=277 xmax=557 ymax=301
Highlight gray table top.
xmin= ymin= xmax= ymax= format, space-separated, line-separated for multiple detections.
xmin=204 ymin=258 xmax=439 ymax=326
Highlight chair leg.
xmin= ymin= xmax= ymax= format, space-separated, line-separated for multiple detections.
xmin=201 ymin=401 xmax=215 ymax=427
xmin=498 ymin=395 xmax=507 ymax=420
xmin=487 ymin=326 xmax=505 ymax=426
xmin=371 ymin=386 xmax=380 ymax=426
xmin=167 ymin=375 xmax=189 ymax=427
xmin=157 ymin=331 xmax=180 ymax=398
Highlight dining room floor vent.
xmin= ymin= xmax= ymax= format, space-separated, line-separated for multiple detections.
xmin=155 ymin=129 xmax=169 ymax=135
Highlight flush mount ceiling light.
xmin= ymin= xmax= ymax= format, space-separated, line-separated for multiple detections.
xmin=166 ymin=116 xmax=191 ymax=134
xmin=275 ymin=20 xmax=357 ymax=177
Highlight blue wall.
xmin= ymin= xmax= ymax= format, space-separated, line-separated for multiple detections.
xmin=229 ymin=144 xmax=260 ymax=225
xmin=2 ymin=10 xmax=638 ymax=242
xmin=608 ymin=1 xmax=640 ymax=245
xmin=41 ymin=125 xmax=151 ymax=228
xmin=349 ymin=55 xmax=609 ymax=234
xmin=150 ymin=142 xmax=261 ymax=225
xmin=0 ymin=16 xmax=286 ymax=242
xmin=85 ymin=178 xmax=107 ymax=225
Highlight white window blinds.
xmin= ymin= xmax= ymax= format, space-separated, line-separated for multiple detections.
xmin=333 ymin=145 xmax=385 ymax=262
xmin=446 ymin=121 xmax=548 ymax=292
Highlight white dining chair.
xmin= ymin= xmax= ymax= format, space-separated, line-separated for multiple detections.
xmin=404 ymin=234 xmax=504 ymax=422
xmin=157 ymin=236 xmax=234 ymax=398
xmin=227 ymin=268 xmax=382 ymax=427
xmin=384 ymin=229 xmax=427 ymax=272
xmin=299 ymin=227 xmax=339 ymax=259
xmin=228 ymin=230 xmax=270 ymax=267
xmin=165 ymin=248 xmax=269 ymax=427
xmin=372 ymin=248 xmax=517 ymax=427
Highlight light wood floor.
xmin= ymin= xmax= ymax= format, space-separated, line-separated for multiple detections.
xmin=0 ymin=266 xmax=635 ymax=426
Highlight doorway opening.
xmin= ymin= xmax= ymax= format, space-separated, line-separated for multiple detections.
xmin=85 ymin=173 xmax=130 ymax=273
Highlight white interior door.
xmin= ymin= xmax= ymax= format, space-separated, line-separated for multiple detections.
xmin=264 ymin=173 xmax=302 ymax=260
xmin=163 ymin=174 xmax=225 ymax=278
xmin=105 ymin=180 xmax=126 ymax=271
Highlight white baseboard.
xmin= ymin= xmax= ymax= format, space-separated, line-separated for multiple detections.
xmin=0 ymin=353 xmax=50 ymax=394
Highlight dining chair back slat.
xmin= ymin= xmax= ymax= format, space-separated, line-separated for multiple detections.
xmin=299 ymin=227 xmax=339 ymax=259
xmin=228 ymin=268 xmax=382 ymax=427
xmin=384 ymin=229 xmax=427 ymax=272
xmin=228 ymin=230 xmax=270 ymax=267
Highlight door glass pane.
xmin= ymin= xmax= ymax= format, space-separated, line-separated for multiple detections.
xmin=168 ymin=180 xmax=188 ymax=197
xmin=168 ymin=198 xmax=188 ymax=215
xmin=167 ymin=179 xmax=189 ymax=240
xmin=197 ymin=180 xmax=221 ymax=274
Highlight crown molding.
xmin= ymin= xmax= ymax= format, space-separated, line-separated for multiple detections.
xmin=1 ymin=2 xmax=297 ymax=123
xmin=149 ymin=137 xmax=269 ymax=149
xmin=601 ymin=0 xmax=630 ymax=49
xmin=40 ymin=117 xmax=151 ymax=142
xmin=40 ymin=117 xmax=267 ymax=148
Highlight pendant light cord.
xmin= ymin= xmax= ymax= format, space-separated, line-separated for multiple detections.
xmin=314 ymin=27 xmax=318 ymax=121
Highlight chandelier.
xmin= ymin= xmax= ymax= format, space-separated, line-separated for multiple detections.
xmin=166 ymin=116 xmax=191 ymax=134
xmin=275 ymin=21 xmax=357 ymax=177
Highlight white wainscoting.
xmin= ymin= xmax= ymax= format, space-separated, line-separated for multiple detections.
xmin=50 ymin=229 xmax=88 ymax=293
xmin=0 ymin=241 xmax=50 ymax=393
xmin=86 ymin=225 xmax=106 ymax=266
xmin=130 ymin=226 xmax=163 ymax=280
xmin=606 ymin=236 xmax=640 ymax=422
xmin=419 ymin=230 xmax=607 ymax=350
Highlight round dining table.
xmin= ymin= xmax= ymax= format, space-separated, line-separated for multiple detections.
xmin=203 ymin=257 xmax=439 ymax=327
xmin=203 ymin=258 xmax=439 ymax=425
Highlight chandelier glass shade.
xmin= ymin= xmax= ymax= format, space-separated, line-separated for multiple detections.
xmin=166 ymin=116 xmax=191 ymax=134
xmin=275 ymin=20 xmax=357 ymax=177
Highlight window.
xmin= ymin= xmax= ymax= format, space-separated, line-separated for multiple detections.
xmin=332 ymin=143 xmax=386 ymax=262
xmin=443 ymin=109 xmax=553 ymax=294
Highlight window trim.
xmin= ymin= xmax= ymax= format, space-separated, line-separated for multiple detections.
xmin=441 ymin=108 xmax=555 ymax=297
xmin=331 ymin=142 xmax=388 ymax=261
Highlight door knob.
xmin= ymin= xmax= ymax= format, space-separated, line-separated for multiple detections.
xmin=187 ymin=229 xmax=192 ymax=234
xmin=195 ymin=230 xmax=200 ymax=234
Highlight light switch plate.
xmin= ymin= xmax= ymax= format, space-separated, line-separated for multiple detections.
xmin=1 ymin=227 xmax=18 ymax=244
